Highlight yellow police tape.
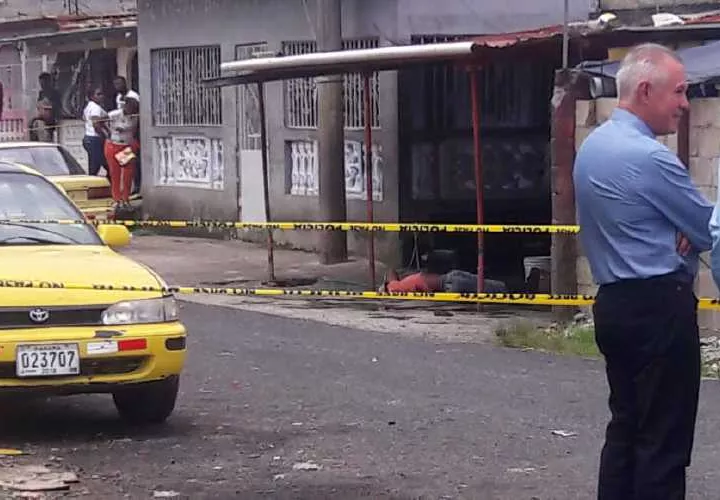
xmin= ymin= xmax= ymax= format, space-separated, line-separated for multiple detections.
xmin=2 ymin=278 xmax=720 ymax=309
xmin=0 ymin=219 xmax=582 ymax=234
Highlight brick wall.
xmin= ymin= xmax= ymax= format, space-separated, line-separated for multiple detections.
xmin=574 ymin=97 xmax=720 ymax=331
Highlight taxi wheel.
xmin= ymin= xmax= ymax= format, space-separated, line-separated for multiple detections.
xmin=112 ymin=376 xmax=179 ymax=425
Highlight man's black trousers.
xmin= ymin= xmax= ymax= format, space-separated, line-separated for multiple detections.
xmin=593 ymin=272 xmax=700 ymax=500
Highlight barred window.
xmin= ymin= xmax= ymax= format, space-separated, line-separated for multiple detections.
xmin=409 ymin=35 xmax=551 ymax=130
xmin=282 ymin=38 xmax=380 ymax=130
xmin=151 ymin=46 xmax=222 ymax=126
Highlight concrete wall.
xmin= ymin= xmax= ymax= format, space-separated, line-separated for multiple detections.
xmin=689 ymin=98 xmax=720 ymax=330
xmin=575 ymin=97 xmax=720 ymax=331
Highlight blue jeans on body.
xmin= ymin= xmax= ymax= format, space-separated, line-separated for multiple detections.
xmin=82 ymin=135 xmax=107 ymax=176
xmin=440 ymin=270 xmax=507 ymax=293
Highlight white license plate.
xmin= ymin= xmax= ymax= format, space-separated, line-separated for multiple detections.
xmin=16 ymin=344 xmax=80 ymax=378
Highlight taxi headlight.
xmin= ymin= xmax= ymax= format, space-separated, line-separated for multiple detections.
xmin=102 ymin=297 xmax=179 ymax=325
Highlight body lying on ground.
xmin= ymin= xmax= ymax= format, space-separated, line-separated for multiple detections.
xmin=381 ymin=268 xmax=507 ymax=294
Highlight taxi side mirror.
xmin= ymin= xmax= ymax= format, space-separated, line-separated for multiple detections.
xmin=96 ymin=224 xmax=131 ymax=248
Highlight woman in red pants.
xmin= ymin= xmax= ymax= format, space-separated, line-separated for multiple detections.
xmin=104 ymin=96 xmax=139 ymax=211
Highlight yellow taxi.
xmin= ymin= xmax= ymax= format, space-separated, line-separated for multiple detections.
xmin=0 ymin=142 xmax=113 ymax=220
xmin=0 ymin=161 xmax=186 ymax=425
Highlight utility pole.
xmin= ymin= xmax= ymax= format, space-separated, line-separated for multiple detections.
xmin=316 ymin=0 xmax=348 ymax=264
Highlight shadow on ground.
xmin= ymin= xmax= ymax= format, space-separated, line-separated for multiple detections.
xmin=0 ymin=394 xmax=191 ymax=444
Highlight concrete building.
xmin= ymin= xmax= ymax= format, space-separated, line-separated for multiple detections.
xmin=137 ymin=0 xmax=596 ymax=288
xmin=0 ymin=1 xmax=137 ymax=168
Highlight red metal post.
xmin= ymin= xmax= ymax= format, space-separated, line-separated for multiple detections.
xmin=257 ymin=82 xmax=276 ymax=283
xmin=469 ymin=68 xmax=484 ymax=294
xmin=363 ymin=73 xmax=376 ymax=290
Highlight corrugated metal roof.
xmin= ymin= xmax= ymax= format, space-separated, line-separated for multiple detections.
xmin=0 ymin=12 xmax=135 ymax=34
xmin=685 ymin=12 xmax=720 ymax=25
xmin=0 ymin=13 xmax=136 ymax=44
xmin=466 ymin=14 xmax=720 ymax=48
xmin=55 ymin=13 xmax=136 ymax=31
xmin=469 ymin=24 xmax=566 ymax=48
xmin=580 ymin=38 xmax=720 ymax=85
xmin=206 ymin=17 xmax=720 ymax=87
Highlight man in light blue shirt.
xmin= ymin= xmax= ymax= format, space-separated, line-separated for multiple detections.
xmin=575 ymin=106 xmax=712 ymax=284
xmin=573 ymin=43 xmax=713 ymax=499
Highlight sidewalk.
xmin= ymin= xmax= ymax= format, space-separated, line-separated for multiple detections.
xmin=119 ymin=234 xmax=552 ymax=343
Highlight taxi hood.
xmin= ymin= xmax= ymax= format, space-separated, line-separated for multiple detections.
xmin=0 ymin=245 xmax=165 ymax=307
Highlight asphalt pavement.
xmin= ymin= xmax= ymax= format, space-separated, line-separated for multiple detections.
xmin=2 ymin=302 xmax=720 ymax=499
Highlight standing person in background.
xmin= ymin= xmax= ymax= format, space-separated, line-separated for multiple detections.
xmin=104 ymin=96 xmax=139 ymax=211
xmin=113 ymin=76 xmax=141 ymax=195
xmin=37 ymin=72 xmax=61 ymax=141
xmin=574 ymin=43 xmax=713 ymax=499
xmin=113 ymin=76 xmax=139 ymax=110
xmin=29 ymin=99 xmax=54 ymax=142
xmin=82 ymin=88 xmax=109 ymax=177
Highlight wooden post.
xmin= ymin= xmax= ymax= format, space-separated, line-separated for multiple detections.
xmin=316 ymin=0 xmax=348 ymax=264
xmin=550 ymin=69 xmax=580 ymax=322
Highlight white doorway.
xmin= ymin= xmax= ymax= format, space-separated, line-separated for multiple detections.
xmin=235 ymin=43 xmax=269 ymax=222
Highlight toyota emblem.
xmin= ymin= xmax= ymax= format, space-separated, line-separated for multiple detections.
xmin=29 ymin=308 xmax=50 ymax=324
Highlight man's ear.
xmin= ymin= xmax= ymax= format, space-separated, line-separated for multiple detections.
xmin=637 ymin=81 xmax=652 ymax=104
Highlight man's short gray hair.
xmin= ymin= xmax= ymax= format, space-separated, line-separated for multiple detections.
xmin=615 ymin=43 xmax=682 ymax=100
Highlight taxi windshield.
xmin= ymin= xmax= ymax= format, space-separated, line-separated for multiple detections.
xmin=0 ymin=146 xmax=85 ymax=176
xmin=0 ymin=172 xmax=101 ymax=246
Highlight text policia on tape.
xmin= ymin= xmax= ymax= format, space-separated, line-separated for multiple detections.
xmin=0 ymin=219 xmax=581 ymax=234
xmin=2 ymin=279 xmax=720 ymax=310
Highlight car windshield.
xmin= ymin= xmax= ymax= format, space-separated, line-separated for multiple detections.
xmin=0 ymin=146 xmax=85 ymax=176
xmin=0 ymin=172 xmax=101 ymax=246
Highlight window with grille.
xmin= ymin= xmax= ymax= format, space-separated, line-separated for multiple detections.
xmin=282 ymin=38 xmax=380 ymax=130
xmin=408 ymin=35 xmax=552 ymax=130
xmin=151 ymin=46 xmax=222 ymax=126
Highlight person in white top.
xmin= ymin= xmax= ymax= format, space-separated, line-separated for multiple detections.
xmin=81 ymin=87 xmax=109 ymax=177
xmin=113 ymin=76 xmax=141 ymax=195
xmin=104 ymin=96 xmax=139 ymax=209
xmin=113 ymin=76 xmax=139 ymax=110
